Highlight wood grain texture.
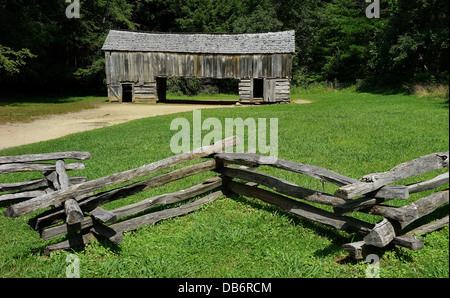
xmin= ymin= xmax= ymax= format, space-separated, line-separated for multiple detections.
xmin=5 ymin=136 xmax=238 ymax=218
xmin=43 ymin=190 xmax=223 ymax=254
xmin=363 ymin=219 xmax=396 ymax=247
xmin=335 ymin=151 xmax=449 ymax=199
xmin=40 ymin=177 xmax=222 ymax=240
xmin=219 ymin=166 xmax=348 ymax=207
xmin=0 ymin=152 xmax=91 ymax=164
xmin=31 ymin=160 xmax=218 ymax=231
xmin=227 ymin=180 xmax=374 ymax=235
xmin=0 ymin=162 xmax=85 ymax=174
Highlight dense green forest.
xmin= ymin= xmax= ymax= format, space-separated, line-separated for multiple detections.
xmin=0 ymin=0 xmax=448 ymax=95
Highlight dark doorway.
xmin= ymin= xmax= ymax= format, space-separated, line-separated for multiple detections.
xmin=122 ymin=84 xmax=133 ymax=102
xmin=253 ymin=79 xmax=264 ymax=99
xmin=156 ymin=77 xmax=167 ymax=102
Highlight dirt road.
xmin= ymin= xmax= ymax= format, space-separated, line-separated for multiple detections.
xmin=0 ymin=103 xmax=234 ymax=150
xmin=0 ymin=100 xmax=312 ymax=150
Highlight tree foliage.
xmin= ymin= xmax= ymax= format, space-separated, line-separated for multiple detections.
xmin=0 ymin=0 xmax=447 ymax=94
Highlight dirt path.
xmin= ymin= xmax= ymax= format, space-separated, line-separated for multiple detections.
xmin=0 ymin=100 xmax=312 ymax=150
xmin=0 ymin=103 xmax=235 ymax=150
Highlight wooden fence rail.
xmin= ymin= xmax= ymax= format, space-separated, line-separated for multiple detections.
xmin=1 ymin=142 xmax=448 ymax=260
xmin=215 ymin=151 xmax=448 ymax=259
xmin=2 ymin=137 xmax=239 ymax=255
xmin=0 ymin=152 xmax=91 ymax=204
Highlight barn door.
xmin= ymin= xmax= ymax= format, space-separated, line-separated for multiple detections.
xmin=107 ymin=85 xmax=121 ymax=102
xmin=263 ymin=79 xmax=276 ymax=103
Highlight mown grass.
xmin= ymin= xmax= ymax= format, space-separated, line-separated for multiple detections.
xmin=0 ymin=95 xmax=106 ymax=125
xmin=0 ymin=90 xmax=448 ymax=278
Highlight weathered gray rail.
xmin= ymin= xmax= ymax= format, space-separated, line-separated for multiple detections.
xmin=1 ymin=144 xmax=448 ymax=259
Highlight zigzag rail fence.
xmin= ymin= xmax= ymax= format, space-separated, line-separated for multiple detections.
xmin=1 ymin=137 xmax=448 ymax=259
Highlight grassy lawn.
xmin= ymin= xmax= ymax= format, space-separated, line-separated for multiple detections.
xmin=0 ymin=95 xmax=106 ymax=125
xmin=0 ymin=90 xmax=448 ymax=278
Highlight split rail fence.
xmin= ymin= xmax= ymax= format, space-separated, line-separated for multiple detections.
xmin=0 ymin=152 xmax=90 ymax=204
xmin=1 ymin=137 xmax=448 ymax=259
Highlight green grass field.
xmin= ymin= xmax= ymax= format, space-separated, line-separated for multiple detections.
xmin=0 ymin=90 xmax=448 ymax=278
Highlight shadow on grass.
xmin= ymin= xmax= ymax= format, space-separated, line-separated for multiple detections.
xmin=0 ymin=94 xmax=107 ymax=106
xmin=226 ymin=193 xmax=352 ymax=252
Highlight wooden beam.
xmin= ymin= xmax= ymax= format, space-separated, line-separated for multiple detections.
xmin=363 ymin=219 xmax=396 ymax=248
xmin=5 ymin=136 xmax=239 ymax=218
xmin=397 ymin=189 xmax=449 ymax=229
xmin=112 ymin=176 xmax=222 ymax=219
xmin=335 ymin=151 xmax=449 ymax=199
xmin=0 ymin=177 xmax=86 ymax=193
xmin=40 ymin=177 xmax=222 ymax=240
xmin=0 ymin=189 xmax=47 ymax=203
xmin=110 ymin=190 xmax=224 ymax=234
xmin=405 ymin=215 xmax=449 ymax=236
xmin=366 ymin=204 xmax=417 ymax=223
xmin=0 ymin=179 xmax=49 ymax=193
xmin=90 ymin=207 xmax=117 ymax=224
xmin=343 ymin=234 xmax=424 ymax=260
xmin=226 ymin=180 xmax=374 ymax=235
xmin=219 ymin=166 xmax=348 ymax=207
xmin=43 ymin=191 xmax=224 ymax=254
xmin=0 ymin=151 xmax=91 ymax=164
xmin=31 ymin=160 xmax=218 ymax=230
xmin=44 ymin=233 xmax=95 ymax=256
xmin=0 ymin=162 xmax=85 ymax=175
xmin=214 ymin=153 xmax=409 ymax=198
xmin=55 ymin=160 xmax=70 ymax=189
xmin=407 ymin=172 xmax=449 ymax=194
xmin=214 ymin=152 xmax=356 ymax=186
xmin=392 ymin=235 xmax=423 ymax=251
xmin=64 ymin=199 xmax=84 ymax=225
xmin=333 ymin=192 xmax=408 ymax=216
xmin=90 ymin=224 xmax=123 ymax=243
xmin=342 ymin=241 xmax=379 ymax=260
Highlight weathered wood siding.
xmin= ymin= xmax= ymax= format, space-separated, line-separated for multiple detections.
xmin=105 ymin=51 xmax=292 ymax=103
xmin=105 ymin=51 xmax=292 ymax=83
xmin=238 ymin=78 xmax=290 ymax=103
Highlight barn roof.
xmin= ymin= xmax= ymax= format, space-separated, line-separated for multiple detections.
xmin=101 ymin=30 xmax=295 ymax=54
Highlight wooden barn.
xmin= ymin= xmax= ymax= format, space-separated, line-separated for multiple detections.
xmin=101 ymin=30 xmax=295 ymax=103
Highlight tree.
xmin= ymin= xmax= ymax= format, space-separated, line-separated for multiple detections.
xmin=0 ymin=45 xmax=35 ymax=77
xmin=315 ymin=0 xmax=383 ymax=83
xmin=366 ymin=0 xmax=449 ymax=86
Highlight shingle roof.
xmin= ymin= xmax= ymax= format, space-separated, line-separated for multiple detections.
xmin=101 ymin=30 xmax=295 ymax=54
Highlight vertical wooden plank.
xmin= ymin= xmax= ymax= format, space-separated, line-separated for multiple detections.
xmin=196 ymin=54 xmax=202 ymax=78
xmin=252 ymin=55 xmax=262 ymax=78
xmin=286 ymin=54 xmax=293 ymax=78
xmin=137 ymin=53 xmax=144 ymax=85
xmin=262 ymin=55 xmax=268 ymax=78
xmin=104 ymin=52 xmax=111 ymax=85
xmin=143 ymin=52 xmax=150 ymax=83
xmin=119 ymin=52 xmax=125 ymax=82
xmin=281 ymin=54 xmax=288 ymax=78
xmin=128 ymin=52 xmax=134 ymax=82
xmin=263 ymin=79 xmax=276 ymax=102
xmin=231 ymin=55 xmax=238 ymax=79
xmin=187 ymin=54 xmax=194 ymax=77
xmin=206 ymin=55 xmax=213 ymax=78
xmin=272 ymin=54 xmax=282 ymax=78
